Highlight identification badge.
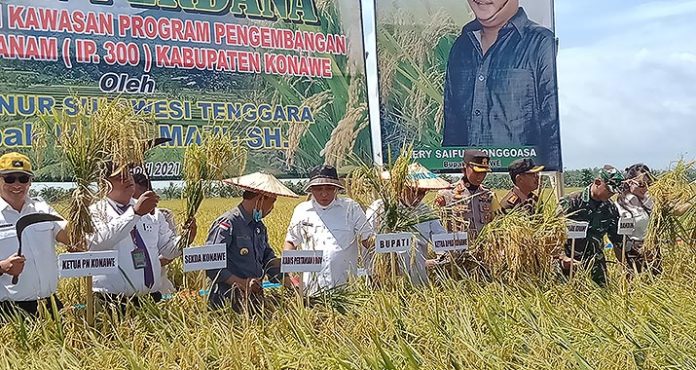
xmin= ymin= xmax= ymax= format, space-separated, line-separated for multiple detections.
xmin=131 ymin=249 xmax=147 ymax=269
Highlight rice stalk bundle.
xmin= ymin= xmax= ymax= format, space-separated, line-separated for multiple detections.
xmin=644 ymin=161 xmax=696 ymax=254
xmin=472 ymin=197 xmax=567 ymax=282
xmin=348 ymin=146 xmax=438 ymax=285
xmin=177 ymin=129 xmax=247 ymax=250
xmin=34 ymin=99 xmax=153 ymax=251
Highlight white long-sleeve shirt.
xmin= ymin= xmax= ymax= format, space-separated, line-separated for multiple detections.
xmin=88 ymin=198 xmax=179 ymax=296
xmin=285 ymin=198 xmax=373 ymax=295
xmin=0 ymin=197 xmax=65 ymax=301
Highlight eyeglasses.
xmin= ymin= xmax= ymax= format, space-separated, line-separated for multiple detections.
xmin=2 ymin=174 xmax=31 ymax=184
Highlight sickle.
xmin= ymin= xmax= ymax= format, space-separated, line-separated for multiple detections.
xmin=11 ymin=213 xmax=63 ymax=285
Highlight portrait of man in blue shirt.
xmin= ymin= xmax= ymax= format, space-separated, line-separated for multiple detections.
xmin=442 ymin=0 xmax=561 ymax=170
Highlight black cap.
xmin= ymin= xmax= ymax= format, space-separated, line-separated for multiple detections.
xmin=463 ymin=150 xmax=491 ymax=173
xmin=508 ymin=158 xmax=544 ymax=183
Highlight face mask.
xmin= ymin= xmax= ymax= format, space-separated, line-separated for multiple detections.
xmin=313 ymin=197 xmax=335 ymax=210
xmin=252 ymin=208 xmax=263 ymax=222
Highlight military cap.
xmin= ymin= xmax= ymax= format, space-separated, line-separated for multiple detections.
xmin=599 ymin=165 xmax=624 ymax=194
xmin=508 ymin=158 xmax=544 ymax=183
xmin=462 ymin=150 xmax=491 ymax=173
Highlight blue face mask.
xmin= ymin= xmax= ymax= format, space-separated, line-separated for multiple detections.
xmin=252 ymin=208 xmax=263 ymax=222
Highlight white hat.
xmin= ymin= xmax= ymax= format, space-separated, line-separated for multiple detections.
xmin=223 ymin=172 xmax=299 ymax=198
xmin=381 ymin=163 xmax=450 ymax=190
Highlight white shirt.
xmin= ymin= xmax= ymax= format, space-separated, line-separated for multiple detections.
xmin=88 ymin=198 xmax=179 ymax=296
xmin=615 ymin=193 xmax=653 ymax=243
xmin=366 ymin=200 xmax=446 ymax=285
xmin=0 ymin=197 xmax=65 ymax=301
xmin=285 ymin=198 xmax=373 ymax=295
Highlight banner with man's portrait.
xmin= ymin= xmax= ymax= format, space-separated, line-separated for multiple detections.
xmin=374 ymin=0 xmax=561 ymax=172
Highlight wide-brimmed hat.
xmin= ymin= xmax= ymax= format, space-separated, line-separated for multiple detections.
xmin=224 ymin=172 xmax=299 ymax=198
xmin=381 ymin=163 xmax=450 ymax=190
xmin=305 ymin=165 xmax=344 ymax=191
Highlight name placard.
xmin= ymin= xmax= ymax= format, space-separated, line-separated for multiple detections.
xmin=617 ymin=217 xmax=635 ymax=236
xmin=183 ymin=244 xmax=227 ymax=272
xmin=58 ymin=251 xmax=119 ymax=278
xmin=281 ymin=250 xmax=324 ymax=273
xmin=566 ymin=221 xmax=589 ymax=239
xmin=375 ymin=232 xmax=413 ymax=254
xmin=431 ymin=232 xmax=469 ymax=253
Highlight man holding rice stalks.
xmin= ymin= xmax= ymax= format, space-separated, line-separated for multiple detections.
xmin=500 ymin=158 xmax=544 ymax=214
xmin=88 ymin=162 xmax=186 ymax=312
xmin=284 ymin=165 xmax=373 ymax=295
xmin=558 ymin=166 xmax=625 ymax=287
xmin=205 ymin=173 xmax=297 ymax=311
xmin=366 ymin=163 xmax=449 ymax=286
xmin=432 ymin=150 xmax=499 ymax=274
xmin=132 ymin=172 xmax=182 ymax=295
xmin=0 ymin=152 xmax=70 ymax=317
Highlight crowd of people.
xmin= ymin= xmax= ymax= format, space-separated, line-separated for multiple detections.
xmin=0 ymin=149 xmax=691 ymax=317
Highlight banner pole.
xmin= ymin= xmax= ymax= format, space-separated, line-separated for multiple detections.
xmin=360 ymin=0 xmax=383 ymax=168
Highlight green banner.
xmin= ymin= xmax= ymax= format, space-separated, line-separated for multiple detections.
xmin=0 ymin=0 xmax=371 ymax=180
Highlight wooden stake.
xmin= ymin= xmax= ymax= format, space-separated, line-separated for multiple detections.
xmin=569 ymin=239 xmax=576 ymax=279
xmin=85 ymin=276 xmax=94 ymax=326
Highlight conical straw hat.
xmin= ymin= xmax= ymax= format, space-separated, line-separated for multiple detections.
xmin=223 ymin=172 xmax=299 ymax=198
xmin=380 ymin=163 xmax=450 ymax=190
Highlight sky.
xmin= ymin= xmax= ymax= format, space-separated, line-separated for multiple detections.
xmin=363 ymin=0 xmax=695 ymax=171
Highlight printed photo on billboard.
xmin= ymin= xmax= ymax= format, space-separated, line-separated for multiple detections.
xmin=374 ymin=0 xmax=561 ymax=172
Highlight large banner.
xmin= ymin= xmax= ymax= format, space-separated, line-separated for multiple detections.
xmin=0 ymin=0 xmax=370 ymax=180
xmin=374 ymin=0 xmax=562 ymax=172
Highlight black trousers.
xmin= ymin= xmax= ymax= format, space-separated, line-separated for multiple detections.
xmin=0 ymin=295 xmax=64 ymax=318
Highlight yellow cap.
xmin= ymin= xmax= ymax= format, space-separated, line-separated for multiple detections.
xmin=0 ymin=152 xmax=33 ymax=175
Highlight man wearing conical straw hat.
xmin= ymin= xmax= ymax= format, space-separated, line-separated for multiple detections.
xmin=500 ymin=158 xmax=544 ymax=214
xmin=284 ymin=165 xmax=373 ymax=296
xmin=0 ymin=152 xmax=70 ymax=317
xmin=205 ymin=172 xmax=297 ymax=311
xmin=366 ymin=163 xmax=449 ymax=286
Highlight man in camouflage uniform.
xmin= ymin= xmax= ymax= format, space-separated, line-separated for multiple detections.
xmin=558 ymin=165 xmax=625 ymax=287
xmin=429 ymin=150 xmax=498 ymax=272
xmin=500 ymin=158 xmax=544 ymax=214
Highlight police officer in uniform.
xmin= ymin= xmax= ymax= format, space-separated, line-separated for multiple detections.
xmin=500 ymin=158 xmax=544 ymax=214
xmin=430 ymin=150 xmax=499 ymax=273
xmin=558 ymin=165 xmax=625 ymax=287
xmin=206 ymin=172 xmax=298 ymax=311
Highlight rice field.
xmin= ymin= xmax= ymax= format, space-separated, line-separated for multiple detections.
xmin=2 ymin=196 xmax=696 ymax=369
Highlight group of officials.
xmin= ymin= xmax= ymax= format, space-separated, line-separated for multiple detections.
xmin=0 ymin=148 xmax=690 ymax=316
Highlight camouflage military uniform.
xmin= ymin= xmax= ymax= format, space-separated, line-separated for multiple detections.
xmin=559 ymin=186 xmax=623 ymax=286
xmin=499 ymin=187 xmax=539 ymax=215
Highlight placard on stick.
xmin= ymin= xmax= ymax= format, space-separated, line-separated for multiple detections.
xmin=617 ymin=217 xmax=635 ymax=236
xmin=566 ymin=221 xmax=589 ymax=239
xmin=375 ymin=233 xmax=413 ymax=254
xmin=183 ymin=244 xmax=227 ymax=272
xmin=281 ymin=250 xmax=324 ymax=273
xmin=431 ymin=232 xmax=468 ymax=253
xmin=58 ymin=251 xmax=118 ymax=278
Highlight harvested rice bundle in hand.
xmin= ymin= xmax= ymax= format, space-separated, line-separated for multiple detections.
xmin=644 ymin=161 xmax=696 ymax=254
